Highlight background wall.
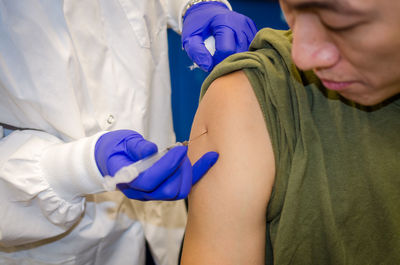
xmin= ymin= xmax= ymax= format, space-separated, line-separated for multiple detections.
xmin=168 ymin=0 xmax=288 ymax=142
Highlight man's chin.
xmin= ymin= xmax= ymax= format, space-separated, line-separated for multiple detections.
xmin=339 ymin=91 xmax=399 ymax=107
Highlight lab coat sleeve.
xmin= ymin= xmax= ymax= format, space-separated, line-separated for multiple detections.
xmin=0 ymin=130 xmax=107 ymax=247
xmin=164 ymin=0 xmax=232 ymax=33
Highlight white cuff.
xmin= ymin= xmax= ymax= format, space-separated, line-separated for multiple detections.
xmin=40 ymin=132 xmax=107 ymax=203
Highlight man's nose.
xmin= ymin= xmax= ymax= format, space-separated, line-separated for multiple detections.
xmin=291 ymin=14 xmax=340 ymax=71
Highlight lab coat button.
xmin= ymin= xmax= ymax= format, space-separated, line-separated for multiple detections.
xmin=106 ymin=115 xmax=115 ymax=125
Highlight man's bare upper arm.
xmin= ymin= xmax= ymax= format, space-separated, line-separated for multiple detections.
xmin=181 ymin=70 xmax=276 ymax=265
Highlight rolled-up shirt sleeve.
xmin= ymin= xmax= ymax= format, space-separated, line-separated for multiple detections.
xmin=0 ymin=130 xmax=106 ymax=247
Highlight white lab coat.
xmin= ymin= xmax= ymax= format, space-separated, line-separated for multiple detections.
xmin=0 ymin=0 xmax=230 ymax=264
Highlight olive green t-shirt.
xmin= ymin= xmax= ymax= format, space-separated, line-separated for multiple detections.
xmin=201 ymin=28 xmax=400 ymax=265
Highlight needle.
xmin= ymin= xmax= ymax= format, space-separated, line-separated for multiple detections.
xmin=182 ymin=130 xmax=208 ymax=146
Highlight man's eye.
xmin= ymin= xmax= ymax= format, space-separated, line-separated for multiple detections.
xmin=322 ymin=22 xmax=357 ymax=32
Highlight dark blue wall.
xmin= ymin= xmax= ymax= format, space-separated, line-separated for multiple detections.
xmin=169 ymin=0 xmax=288 ymax=142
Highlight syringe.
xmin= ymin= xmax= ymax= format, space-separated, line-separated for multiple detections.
xmin=102 ymin=142 xmax=186 ymax=191
xmin=101 ymin=130 xmax=207 ymax=191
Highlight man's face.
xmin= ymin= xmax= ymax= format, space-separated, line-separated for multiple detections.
xmin=280 ymin=0 xmax=400 ymax=105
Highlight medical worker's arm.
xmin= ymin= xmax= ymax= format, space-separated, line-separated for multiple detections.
xmin=0 ymin=130 xmax=105 ymax=247
xmin=180 ymin=71 xmax=276 ymax=265
xmin=0 ymin=127 xmax=218 ymax=247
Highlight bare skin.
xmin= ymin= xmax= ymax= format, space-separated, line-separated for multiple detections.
xmin=181 ymin=71 xmax=275 ymax=265
xmin=281 ymin=0 xmax=400 ymax=105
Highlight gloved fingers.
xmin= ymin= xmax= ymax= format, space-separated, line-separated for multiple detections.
xmin=127 ymin=146 xmax=188 ymax=192
xmin=236 ymin=29 xmax=252 ymax=53
xmin=239 ymin=18 xmax=258 ymax=51
xmin=174 ymin=157 xmax=194 ymax=200
xmin=192 ymin=151 xmax=219 ymax=185
xmin=247 ymin=17 xmax=258 ymax=38
xmin=118 ymin=156 xmax=194 ymax=201
xmin=143 ymin=160 xmax=186 ymax=200
xmin=125 ymin=136 xmax=158 ymax=161
xmin=118 ymin=165 xmax=184 ymax=201
xmin=141 ymin=157 xmax=192 ymax=200
xmin=117 ymin=184 xmax=147 ymax=201
xmin=95 ymin=129 xmax=150 ymax=176
xmin=213 ymin=26 xmax=237 ymax=65
xmin=240 ymin=19 xmax=257 ymax=51
xmin=183 ymin=34 xmax=214 ymax=72
xmin=211 ymin=13 xmax=257 ymax=57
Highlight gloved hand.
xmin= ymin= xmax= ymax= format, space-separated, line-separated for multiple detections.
xmin=95 ymin=130 xmax=218 ymax=200
xmin=182 ymin=1 xmax=257 ymax=72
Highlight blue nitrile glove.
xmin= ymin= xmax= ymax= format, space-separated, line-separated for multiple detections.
xmin=95 ymin=130 xmax=218 ymax=201
xmin=182 ymin=1 xmax=257 ymax=72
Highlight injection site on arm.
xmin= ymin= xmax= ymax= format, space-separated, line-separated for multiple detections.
xmin=181 ymin=71 xmax=276 ymax=265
